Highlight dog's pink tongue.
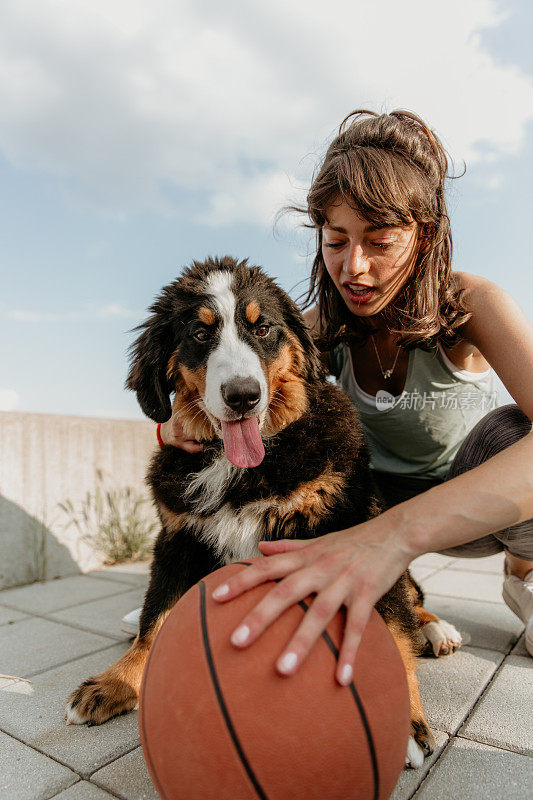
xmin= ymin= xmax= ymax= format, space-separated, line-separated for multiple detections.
xmin=221 ymin=418 xmax=265 ymax=468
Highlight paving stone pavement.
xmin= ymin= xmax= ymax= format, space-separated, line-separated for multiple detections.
xmin=0 ymin=554 xmax=530 ymax=800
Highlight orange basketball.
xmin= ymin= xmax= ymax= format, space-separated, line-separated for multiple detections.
xmin=139 ymin=559 xmax=410 ymax=800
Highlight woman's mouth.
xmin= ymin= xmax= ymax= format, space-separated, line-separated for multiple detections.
xmin=343 ymin=284 xmax=376 ymax=304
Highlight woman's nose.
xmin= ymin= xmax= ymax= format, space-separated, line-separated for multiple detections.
xmin=342 ymin=245 xmax=370 ymax=276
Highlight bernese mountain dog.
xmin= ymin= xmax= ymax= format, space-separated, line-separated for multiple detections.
xmin=66 ymin=256 xmax=461 ymax=768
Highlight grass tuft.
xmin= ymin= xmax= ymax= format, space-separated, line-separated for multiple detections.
xmin=59 ymin=470 xmax=156 ymax=564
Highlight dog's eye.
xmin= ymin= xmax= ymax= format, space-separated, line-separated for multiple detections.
xmin=254 ymin=325 xmax=270 ymax=338
xmin=193 ymin=329 xmax=211 ymax=343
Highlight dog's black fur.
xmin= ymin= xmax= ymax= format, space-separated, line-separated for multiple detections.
xmin=129 ymin=258 xmax=418 ymax=643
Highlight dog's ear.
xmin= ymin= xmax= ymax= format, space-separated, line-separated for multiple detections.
xmin=126 ymin=291 xmax=179 ymax=422
xmin=278 ymin=296 xmax=324 ymax=383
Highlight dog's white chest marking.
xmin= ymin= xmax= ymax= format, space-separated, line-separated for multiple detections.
xmin=183 ymin=454 xmax=269 ymax=564
xmin=184 ymin=456 xmax=271 ymax=564
xmin=183 ymin=456 xmax=236 ymax=515
xmin=197 ymin=501 xmax=270 ymax=564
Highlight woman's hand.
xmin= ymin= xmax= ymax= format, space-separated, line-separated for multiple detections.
xmin=159 ymin=414 xmax=204 ymax=452
xmin=212 ymin=518 xmax=418 ymax=685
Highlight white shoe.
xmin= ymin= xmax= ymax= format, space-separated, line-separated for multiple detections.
xmin=502 ymin=567 xmax=533 ymax=656
xmin=121 ymin=607 xmax=141 ymax=636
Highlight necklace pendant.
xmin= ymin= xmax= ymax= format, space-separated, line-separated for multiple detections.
xmin=383 ymin=369 xmax=392 ymax=379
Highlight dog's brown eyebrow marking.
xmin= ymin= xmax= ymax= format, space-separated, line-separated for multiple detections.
xmin=245 ymin=300 xmax=261 ymax=324
xmin=198 ymin=306 xmax=215 ymax=325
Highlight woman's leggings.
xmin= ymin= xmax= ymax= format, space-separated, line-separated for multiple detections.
xmin=371 ymin=404 xmax=533 ymax=560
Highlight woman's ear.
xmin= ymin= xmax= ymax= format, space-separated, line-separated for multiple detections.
xmin=126 ymin=294 xmax=178 ymax=422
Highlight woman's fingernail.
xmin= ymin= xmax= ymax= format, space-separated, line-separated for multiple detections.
xmin=339 ymin=664 xmax=353 ymax=685
xmin=212 ymin=584 xmax=229 ymax=600
xmin=231 ymin=625 xmax=250 ymax=646
xmin=277 ymin=652 xmax=298 ymax=674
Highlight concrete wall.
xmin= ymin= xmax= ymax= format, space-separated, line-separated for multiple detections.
xmin=0 ymin=411 xmax=158 ymax=589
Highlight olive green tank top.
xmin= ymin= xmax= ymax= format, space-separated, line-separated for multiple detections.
xmin=330 ymin=343 xmax=499 ymax=479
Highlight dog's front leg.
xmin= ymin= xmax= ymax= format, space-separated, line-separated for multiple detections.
xmin=65 ymin=628 xmax=155 ymax=726
xmin=66 ymin=524 xmax=220 ymax=725
xmin=387 ymin=624 xmax=436 ymax=769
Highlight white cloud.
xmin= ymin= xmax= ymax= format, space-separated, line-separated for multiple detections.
xmin=198 ymin=171 xmax=303 ymax=228
xmin=9 ymin=310 xmax=59 ymax=322
xmin=0 ymin=389 xmax=20 ymax=411
xmin=0 ymin=0 xmax=531 ymax=226
xmin=8 ymin=305 xmax=141 ymax=322
xmin=98 ymin=304 xmax=143 ymax=319
xmin=480 ymin=174 xmax=504 ymax=191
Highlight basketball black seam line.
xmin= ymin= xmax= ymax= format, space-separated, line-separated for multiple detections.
xmin=237 ymin=561 xmax=379 ymax=799
xmin=199 ymin=580 xmax=269 ymax=800
xmin=214 ymin=562 xmax=380 ymax=800
xmin=298 ymin=598 xmax=379 ymax=800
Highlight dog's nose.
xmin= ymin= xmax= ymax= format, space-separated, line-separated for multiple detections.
xmin=221 ymin=378 xmax=261 ymax=415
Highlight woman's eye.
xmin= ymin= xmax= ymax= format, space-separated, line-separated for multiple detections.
xmin=371 ymin=242 xmax=394 ymax=250
xmin=324 ymin=241 xmax=344 ymax=249
xmin=254 ymin=324 xmax=270 ymax=338
xmin=193 ymin=329 xmax=211 ymax=342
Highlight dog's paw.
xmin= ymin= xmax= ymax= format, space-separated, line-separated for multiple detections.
xmin=421 ymin=618 xmax=465 ymax=656
xmin=65 ymin=676 xmax=138 ymax=726
xmin=405 ymin=720 xmax=435 ymax=769
xmin=405 ymin=736 xmax=425 ymax=769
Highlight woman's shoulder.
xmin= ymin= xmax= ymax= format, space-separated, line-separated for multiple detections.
xmin=447 ymin=271 xmax=517 ymax=371
xmin=451 ymin=271 xmax=524 ymax=328
xmin=451 ymin=272 xmax=533 ymax=418
xmin=451 ymin=270 xmax=505 ymax=303
xmin=445 ymin=272 xmax=495 ymax=369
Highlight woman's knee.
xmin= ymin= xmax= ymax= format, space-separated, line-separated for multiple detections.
xmin=437 ymin=536 xmax=503 ymax=558
xmin=479 ymin=404 xmax=531 ymax=434
xmin=447 ymin=404 xmax=531 ymax=479
xmin=496 ymin=521 xmax=533 ymax=561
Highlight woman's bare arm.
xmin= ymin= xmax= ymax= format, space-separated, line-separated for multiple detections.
xmin=404 ymin=274 xmax=533 ymax=552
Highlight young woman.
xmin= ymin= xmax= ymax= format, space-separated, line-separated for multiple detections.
xmin=148 ymin=110 xmax=533 ymax=685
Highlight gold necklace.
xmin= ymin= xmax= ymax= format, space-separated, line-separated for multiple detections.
xmin=371 ymin=335 xmax=400 ymax=380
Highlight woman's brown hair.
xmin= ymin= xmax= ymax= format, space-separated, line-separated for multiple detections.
xmin=299 ymin=109 xmax=470 ymax=351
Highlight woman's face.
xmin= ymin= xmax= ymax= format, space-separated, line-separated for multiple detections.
xmin=321 ymin=200 xmax=419 ymax=319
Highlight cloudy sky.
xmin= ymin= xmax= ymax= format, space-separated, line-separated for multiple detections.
xmin=1 ymin=0 xmax=531 ymax=418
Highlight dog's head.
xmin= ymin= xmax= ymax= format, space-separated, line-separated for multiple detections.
xmin=126 ymin=256 xmax=323 ymax=467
